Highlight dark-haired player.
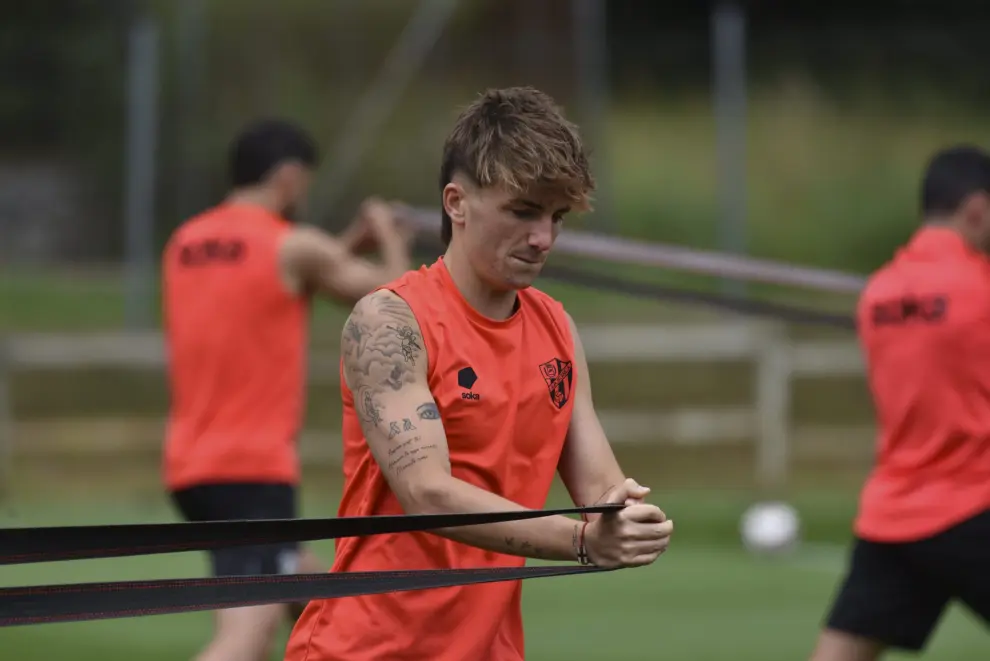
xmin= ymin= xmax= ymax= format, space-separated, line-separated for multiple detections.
xmin=161 ymin=118 xmax=413 ymax=661
xmin=809 ymin=144 xmax=990 ymax=660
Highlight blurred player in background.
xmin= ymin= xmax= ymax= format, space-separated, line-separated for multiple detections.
xmin=161 ymin=118 xmax=414 ymax=661
xmin=809 ymin=144 xmax=990 ymax=660
xmin=284 ymin=86 xmax=674 ymax=661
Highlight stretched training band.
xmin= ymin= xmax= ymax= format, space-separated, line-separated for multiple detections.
xmin=0 ymin=504 xmax=621 ymax=565
xmin=0 ymin=565 xmax=611 ymax=627
xmin=0 ymin=504 xmax=622 ymax=626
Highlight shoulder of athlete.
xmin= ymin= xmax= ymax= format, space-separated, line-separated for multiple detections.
xmin=549 ymin=299 xmax=582 ymax=346
xmin=345 ymin=288 xmax=422 ymax=334
xmin=163 ymin=215 xmax=201 ymax=251
xmin=520 ymin=282 xmax=563 ymax=307
xmin=856 ymin=256 xmax=897 ymax=299
xmin=561 ymin=308 xmax=592 ymax=383
xmin=562 ymin=307 xmax=577 ymax=332
xmin=518 ymin=284 xmax=573 ymax=324
xmin=276 ymin=224 xmax=348 ymax=290
xmin=279 ymin=224 xmax=347 ymax=268
xmin=341 ymin=289 xmax=429 ymax=388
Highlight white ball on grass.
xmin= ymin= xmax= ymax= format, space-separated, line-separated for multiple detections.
xmin=740 ymin=501 xmax=801 ymax=555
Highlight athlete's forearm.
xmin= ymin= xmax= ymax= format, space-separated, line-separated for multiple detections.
xmin=558 ymin=434 xmax=627 ymax=524
xmin=409 ymin=475 xmax=582 ymax=562
xmin=566 ymin=470 xmax=626 ymax=525
xmin=336 ymin=216 xmax=365 ymax=253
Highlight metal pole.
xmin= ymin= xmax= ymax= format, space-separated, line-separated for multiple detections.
xmin=712 ymin=1 xmax=748 ymax=297
xmin=123 ymin=11 xmax=161 ymax=329
xmin=314 ymin=0 xmax=461 ymax=217
xmin=573 ymin=0 xmax=612 ymax=233
xmin=175 ymin=0 xmax=207 ymax=220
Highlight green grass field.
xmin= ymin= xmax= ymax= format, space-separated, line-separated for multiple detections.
xmin=1 ymin=474 xmax=986 ymax=661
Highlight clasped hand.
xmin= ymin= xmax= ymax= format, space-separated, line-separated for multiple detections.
xmin=584 ymin=478 xmax=673 ymax=569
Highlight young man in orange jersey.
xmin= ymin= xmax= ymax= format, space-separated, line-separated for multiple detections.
xmin=808 ymin=145 xmax=990 ymax=661
xmin=284 ymin=87 xmax=675 ymax=661
xmin=162 ymin=118 xmax=414 ymax=661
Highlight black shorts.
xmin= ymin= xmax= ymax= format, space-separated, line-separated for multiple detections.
xmin=825 ymin=508 xmax=990 ymax=651
xmin=169 ymin=482 xmax=300 ymax=577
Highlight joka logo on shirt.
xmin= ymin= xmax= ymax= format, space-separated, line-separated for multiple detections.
xmin=458 ymin=366 xmax=480 ymax=400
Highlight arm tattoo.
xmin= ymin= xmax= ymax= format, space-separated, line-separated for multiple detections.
xmin=344 ymin=319 xmax=363 ymax=344
xmin=387 ymin=325 xmax=422 ymax=365
xmin=417 ymin=403 xmax=440 ymax=420
xmin=387 ymin=417 xmax=417 ymax=440
xmin=504 ymin=537 xmax=545 ymax=558
xmin=358 ymin=387 xmax=384 ymax=427
xmin=386 ymin=435 xmax=440 ymax=475
xmin=342 ymin=292 xmax=427 ymax=428
xmin=342 ymin=292 xmax=449 ymax=478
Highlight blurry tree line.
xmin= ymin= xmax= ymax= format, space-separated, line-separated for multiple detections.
xmin=1 ymin=0 xmax=988 ymax=268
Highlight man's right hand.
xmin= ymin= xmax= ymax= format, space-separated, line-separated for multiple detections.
xmin=337 ymin=197 xmax=384 ymax=253
xmin=352 ymin=197 xmax=412 ymax=245
xmin=583 ymin=478 xmax=673 ymax=569
xmin=366 ymin=198 xmax=417 ymax=248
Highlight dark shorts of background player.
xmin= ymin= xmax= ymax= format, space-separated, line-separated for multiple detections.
xmin=170 ymin=482 xmax=300 ymax=577
xmin=825 ymin=507 xmax=990 ymax=651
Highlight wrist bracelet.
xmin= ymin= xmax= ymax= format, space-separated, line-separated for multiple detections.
xmin=577 ymin=521 xmax=592 ymax=566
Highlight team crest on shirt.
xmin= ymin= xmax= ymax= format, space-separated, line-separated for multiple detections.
xmin=538 ymin=358 xmax=573 ymax=409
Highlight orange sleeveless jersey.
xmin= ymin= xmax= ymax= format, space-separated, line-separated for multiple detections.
xmin=162 ymin=202 xmax=308 ymax=490
xmin=855 ymin=226 xmax=990 ymax=542
xmin=284 ymin=258 xmax=577 ymax=661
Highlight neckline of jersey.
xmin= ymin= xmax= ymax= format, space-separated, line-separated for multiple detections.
xmin=434 ymin=257 xmax=525 ymax=329
xmin=216 ymin=200 xmax=288 ymax=225
xmin=905 ymin=225 xmax=983 ymax=261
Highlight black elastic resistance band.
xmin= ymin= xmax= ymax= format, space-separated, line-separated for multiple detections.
xmin=0 ymin=564 xmax=613 ymax=627
xmin=0 ymin=505 xmax=624 ymax=627
xmin=0 ymin=504 xmax=621 ymax=566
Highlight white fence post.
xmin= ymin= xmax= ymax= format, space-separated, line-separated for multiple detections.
xmin=0 ymin=337 xmax=13 ymax=497
xmin=752 ymin=323 xmax=792 ymax=491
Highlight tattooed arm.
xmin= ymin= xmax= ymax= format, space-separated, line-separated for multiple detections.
xmin=557 ymin=312 xmax=633 ymax=521
xmin=341 ymin=289 xmax=585 ymax=562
